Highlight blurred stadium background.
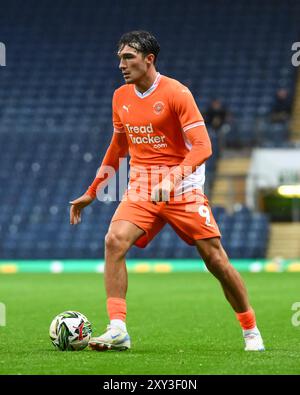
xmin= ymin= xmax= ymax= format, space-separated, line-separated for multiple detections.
xmin=0 ymin=0 xmax=300 ymax=271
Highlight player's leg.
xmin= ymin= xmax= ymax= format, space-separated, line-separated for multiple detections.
xmin=89 ymin=219 xmax=144 ymax=351
xmin=104 ymin=219 xmax=144 ymax=299
xmin=161 ymin=192 xmax=265 ymax=351
xmin=195 ymin=237 xmax=265 ymax=351
xmin=195 ymin=237 xmax=249 ymax=312
xmin=89 ymin=199 xmax=165 ymax=351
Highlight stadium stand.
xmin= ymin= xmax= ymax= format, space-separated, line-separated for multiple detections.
xmin=0 ymin=0 xmax=299 ymax=259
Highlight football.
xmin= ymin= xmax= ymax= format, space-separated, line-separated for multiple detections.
xmin=49 ymin=311 xmax=92 ymax=351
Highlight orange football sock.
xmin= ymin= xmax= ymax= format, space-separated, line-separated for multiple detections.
xmin=107 ymin=297 xmax=127 ymax=322
xmin=236 ymin=308 xmax=256 ymax=330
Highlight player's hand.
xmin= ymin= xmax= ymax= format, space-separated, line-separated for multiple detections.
xmin=151 ymin=178 xmax=175 ymax=203
xmin=69 ymin=194 xmax=94 ymax=225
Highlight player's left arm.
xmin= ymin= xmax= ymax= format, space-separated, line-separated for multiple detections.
xmin=151 ymin=86 xmax=212 ymax=202
xmin=169 ymin=124 xmax=212 ymax=184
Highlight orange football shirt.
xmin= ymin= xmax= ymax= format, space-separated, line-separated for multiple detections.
xmin=86 ymin=73 xmax=210 ymax=199
xmin=113 ymin=73 xmax=205 ymax=168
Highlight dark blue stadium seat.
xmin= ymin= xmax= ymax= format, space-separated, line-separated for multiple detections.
xmin=0 ymin=0 xmax=290 ymax=259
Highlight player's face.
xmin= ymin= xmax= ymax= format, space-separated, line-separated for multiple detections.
xmin=118 ymin=45 xmax=150 ymax=84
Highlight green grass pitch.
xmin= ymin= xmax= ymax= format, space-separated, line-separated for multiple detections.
xmin=0 ymin=272 xmax=300 ymax=375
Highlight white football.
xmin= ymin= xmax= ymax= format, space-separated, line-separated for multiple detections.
xmin=49 ymin=311 xmax=92 ymax=351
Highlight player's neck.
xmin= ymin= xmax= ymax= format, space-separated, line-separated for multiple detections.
xmin=134 ymin=69 xmax=159 ymax=94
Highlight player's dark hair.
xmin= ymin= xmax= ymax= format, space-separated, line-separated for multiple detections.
xmin=118 ymin=31 xmax=160 ymax=64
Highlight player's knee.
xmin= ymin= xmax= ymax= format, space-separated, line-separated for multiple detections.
xmin=105 ymin=231 xmax=130 ymax=256
xmin=204 ymin=249 xmax=227 ymax=274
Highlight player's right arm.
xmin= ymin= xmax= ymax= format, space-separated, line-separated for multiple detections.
xmin=70 ymin=91 xmax=128 ymax=225
xmin=70 ymin=132 xmax=128 ymax=225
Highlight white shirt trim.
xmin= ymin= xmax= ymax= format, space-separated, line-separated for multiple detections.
xmin=134 ymin=73 xmax=161 ymax=99
xmin=114 ymin=127 xmax=125 ymax=133
xmin=183 ymin=121 xmax=205 ymax=133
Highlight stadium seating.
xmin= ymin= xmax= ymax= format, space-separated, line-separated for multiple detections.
xmin=0 ymin=124 xmax=270 ymax=259
xmin=0 ymin=0 xmax=296 ymax=259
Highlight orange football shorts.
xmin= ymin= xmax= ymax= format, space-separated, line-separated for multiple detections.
xmin=111 ymin=190 xmax=221 ymax=248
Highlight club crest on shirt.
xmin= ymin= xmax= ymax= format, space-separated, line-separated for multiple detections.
xmin=153 ymin=101 xmax=165 ymax=115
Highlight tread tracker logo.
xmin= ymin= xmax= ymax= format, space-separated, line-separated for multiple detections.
xmin=125 ymin=122 xmax=167 ymax=149
xmin=0 ymin=42 xmax=6 ymax=66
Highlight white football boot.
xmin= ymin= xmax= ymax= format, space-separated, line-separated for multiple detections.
xmin=243 ymin=327 xmax=265 ymax=351
xmin=89 ymin=325 xmax=131 ymax=351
